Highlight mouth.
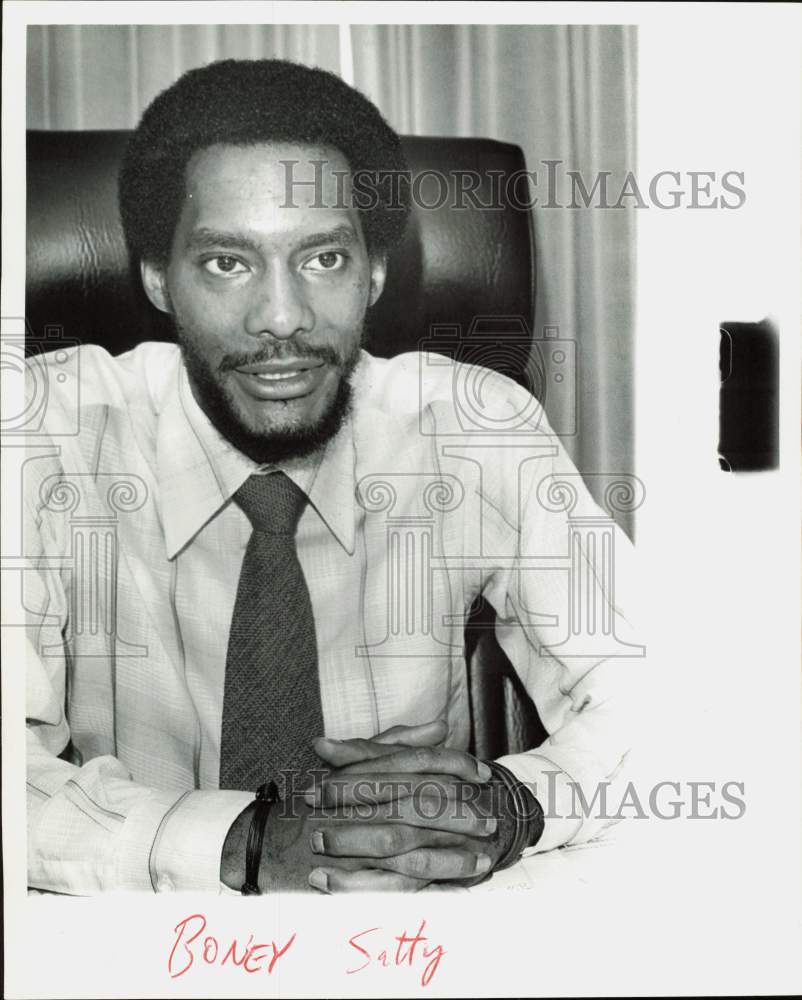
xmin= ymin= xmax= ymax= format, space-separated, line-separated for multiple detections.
xmin=232 ymin=359 xmax=328 ymax=401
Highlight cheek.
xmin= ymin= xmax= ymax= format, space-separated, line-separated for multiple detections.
xmin=171 ymin=280 xmax=239 ymax=344
xmin=314 ymin=275 xmax=370 ymax=325
xmin=172 ymin=301 xmax=231 ymax=363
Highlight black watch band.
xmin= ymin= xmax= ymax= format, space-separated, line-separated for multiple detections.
xmin=484 ymin=761 xmax=545 ymax=871
xmin=241 ymin=780 xmax=280 ymax=895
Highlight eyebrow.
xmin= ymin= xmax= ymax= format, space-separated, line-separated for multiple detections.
xmin=184 ymin=225 xmax=359 ymax=255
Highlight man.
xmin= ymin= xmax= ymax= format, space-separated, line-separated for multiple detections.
xmin=24 ymin=58 xmax=641 ymax=895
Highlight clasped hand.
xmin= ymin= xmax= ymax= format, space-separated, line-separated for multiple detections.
xmin=301 ymin=719 xmax=511 ymax=892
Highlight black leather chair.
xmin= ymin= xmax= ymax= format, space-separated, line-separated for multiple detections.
xmin=25 ymin=129 xmax=548 ymax=758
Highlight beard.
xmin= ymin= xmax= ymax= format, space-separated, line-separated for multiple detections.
xmin=175 ymin=323 xmax=363 ymax=465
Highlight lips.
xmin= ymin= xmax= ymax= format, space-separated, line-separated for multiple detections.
xmin=250 ymin=370 xmax=303 ymax=382
xmin=232 ymin=360 xmax=327 ymax=401
xmin=235 ymin=359 xmax=324 ymax=376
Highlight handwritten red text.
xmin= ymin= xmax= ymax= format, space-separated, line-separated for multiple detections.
xmin=347 ymin=919 xmax=446 ymax=987
xmin=167 ymin=913 xmax=296 ymax=979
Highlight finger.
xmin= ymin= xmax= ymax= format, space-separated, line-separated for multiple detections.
xmin=314 ymin=734 xmax=436 ymax=767
xmin=383 ymin=794 xmax=498 ymax=838
xmin=310 ymin=771 xmax=469 ymax=807
xmin=331 ymin=746 xmax=492 ymax=784
xmin=312 ymin=794 xmax=498 ymax=839
xmin=372 ymin=719 xmax=448 ymax=747
xmin=310 ymin=823 xmax=465 ymax=859
xmin=373 ymin=848 xmax=492 ymax=881
xmin=313 ymin=737 xmax=392 ymax=768
xmin=309 ymin=866 xmax=426 ymax=893
xmin=312 ymin=720 xmax=447 ymax=768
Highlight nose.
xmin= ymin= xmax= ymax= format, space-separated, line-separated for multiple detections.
xmin=243 ymin=264 xmax=315 ymax=340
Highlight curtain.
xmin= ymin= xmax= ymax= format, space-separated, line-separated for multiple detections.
xmin=26 ymin=23 xmax=637 ymax=534
xmin=26 ymin=25 xmax=342 ymax=128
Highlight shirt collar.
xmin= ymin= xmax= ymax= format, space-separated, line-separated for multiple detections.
xmin=157 ymin=361 xmax=356 ymax=559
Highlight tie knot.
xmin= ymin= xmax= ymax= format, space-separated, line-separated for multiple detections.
xmin=233 ymin=472 xmax=307 ymax=534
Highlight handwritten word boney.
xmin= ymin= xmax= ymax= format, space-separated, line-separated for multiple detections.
xmin=167 ymin=913 xmax=296 ymax=978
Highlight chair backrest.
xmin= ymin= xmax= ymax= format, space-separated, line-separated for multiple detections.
xmin=27 ymin=132 xmax=536 ymax=361
xmin=25 ymin=129 xmax=548 ymax=757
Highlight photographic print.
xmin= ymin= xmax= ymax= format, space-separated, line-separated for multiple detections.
xmin=2 ymin=3 xmax=800 ymax=997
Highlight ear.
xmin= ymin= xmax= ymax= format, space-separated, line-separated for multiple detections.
xmin=368 ymin=255 xmax=387 ymax=307
xmin=140 ymin=259 xmax=172 ymax=314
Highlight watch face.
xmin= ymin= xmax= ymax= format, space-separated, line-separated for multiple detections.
xmin=718 ymin=318 xmax=779 ymax=471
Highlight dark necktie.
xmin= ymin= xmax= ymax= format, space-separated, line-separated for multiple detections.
xmin=219 ymin=471 xmax=324 ymax=791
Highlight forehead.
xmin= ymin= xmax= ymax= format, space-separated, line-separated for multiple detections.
xmin=176 ymin=142 xmax=361 ymax=246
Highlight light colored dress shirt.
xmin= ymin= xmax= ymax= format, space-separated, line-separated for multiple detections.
xmin=23 ymin=342 xmax=643 ymax=894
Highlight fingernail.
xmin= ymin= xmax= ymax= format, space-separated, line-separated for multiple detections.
xmin=475 ymin=853 xmax=492 ymax=874
xmin=484 ymin=817 xmax=498 ymax=834
xmin=308 ymin=869 xmax=329 ymax=892
xmin=477 ymin=762 xmax=492 ymax=781
xmin=304 ymin=787 xmax=321 ymax=806
xmin=310 ymin=830 xmax=325 ymax=853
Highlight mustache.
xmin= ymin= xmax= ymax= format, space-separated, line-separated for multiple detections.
xmin=219 ymin=342 xmax=345 ymax=373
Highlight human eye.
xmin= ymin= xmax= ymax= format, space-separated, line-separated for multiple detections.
xmin=303 ymin=251 xmax=348 ymax=273
xmin=201 ymin=255 xmax=250 ymax=277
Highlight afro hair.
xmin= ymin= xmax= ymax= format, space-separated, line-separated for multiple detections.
xmin=118 ymin=58 xmax=411 ymax=267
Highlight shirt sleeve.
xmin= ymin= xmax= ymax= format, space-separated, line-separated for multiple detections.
xmin=24 ymin=484 xmax=252 ymax=894
xmin=480 ymin=402 xmax=648 ymax=855
xmin=27 ymin=690 xmax=251 ymax=893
